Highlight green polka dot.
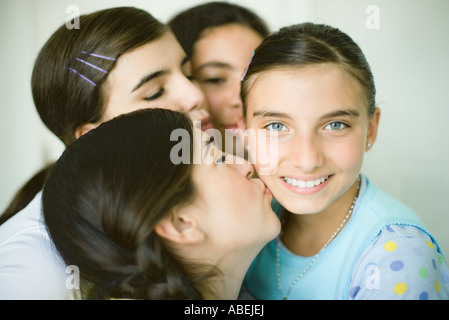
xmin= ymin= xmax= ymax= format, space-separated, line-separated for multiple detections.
xmin=419 ymin=267 xmax=428 ymax=279
xmin=394 ymin=283 xmax=407 ymax=295
xmin=438 ymin=255 xmax=443 ymax=264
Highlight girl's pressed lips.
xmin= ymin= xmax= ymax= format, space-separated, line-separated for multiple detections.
xmin=281 ymin=174 xmax=333 ymax=195
xmin=224 ymin=124 xmax=239 ymax=132
xmin=256 ymin=179 xmax=272 ymax=195
xmin=201 ymin=117 xmax=214 ymax=131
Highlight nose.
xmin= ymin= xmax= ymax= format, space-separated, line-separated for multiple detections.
xmin=229 ymin=154 xmax=255 ymax=179
xmin=179 ymin=77 xmax=204 ymax=112
xmin=289 ymin=135 xmax=323 ymax=172
xmin=230 ymin=77 xmax=243 ymax=112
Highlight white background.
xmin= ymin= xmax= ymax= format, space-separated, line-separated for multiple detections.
xmin=1 ymin=0 xmax=448 ymax=259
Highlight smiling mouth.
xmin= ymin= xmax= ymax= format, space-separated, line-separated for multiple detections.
xmin=282 ymin=175 xmax=330 ymax=189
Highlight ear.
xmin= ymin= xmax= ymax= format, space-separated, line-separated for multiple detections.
xmin=154 ymin=211 xmax=204 ymax=245
xmin=366 ymin=107 xmax=381 ymax=151
xmin=75 ymin=123 xmax=99 ymax=140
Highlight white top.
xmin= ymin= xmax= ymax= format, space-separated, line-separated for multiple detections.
xmin=0 ymin=192 xmax=76 ymax=299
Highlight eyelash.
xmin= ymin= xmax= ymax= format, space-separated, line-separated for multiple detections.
xmin=324 ymin=121 xmax=349 ymax=130
xmin=264 ymin=121 xmax=350 ymax=132
xmin=144 ymin=88 xmax=164 ymax=101
xmin=265 ymin=122 xmax=286 ymax=131
xmin=204 ymin=78 xmax=226 ymax=85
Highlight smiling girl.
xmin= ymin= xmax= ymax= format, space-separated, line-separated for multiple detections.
xmin=241 ymin=23 xmax=449 ymax=300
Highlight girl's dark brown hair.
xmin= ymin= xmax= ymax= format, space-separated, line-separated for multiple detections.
xmin=1 ymin=7 xmax=167 ymax=224
xmin=241 ymin=22 xmax=376 ymax=119
xmin=168 ymin=1 xmax=269 ymax=57
xmin=43 ymin=108 xmax=205 ymax=299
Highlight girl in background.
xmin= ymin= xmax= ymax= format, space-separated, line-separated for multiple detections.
xmin=169 ymin=1 xmax=269 ymax=157
xmin=241 ymin=22 xmax=449 ymax=300
xmin=0 ymin=7 xmax=205 ymax=299
xmin=43 ymin=108 xmax=280 ymax=299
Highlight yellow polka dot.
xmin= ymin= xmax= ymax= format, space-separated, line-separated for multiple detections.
xmin=394 ymin=283 xmax=407 ymax=295
xmin=384 ymin=241 xmax=397 ymax=252
xmin=435 ymin=281 xmax=440 ymax=293
xmin=426 ymin=241 xmax=434 ymax=248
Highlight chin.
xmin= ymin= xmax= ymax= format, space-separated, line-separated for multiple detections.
xmin=281 ymin=196 xmax=328 ymax=215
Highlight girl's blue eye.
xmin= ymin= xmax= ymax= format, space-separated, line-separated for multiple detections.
xmin=266 ymin=122 xmax=286 ymax=131
xmin=325 ymin=122 xmax=348 ymax=130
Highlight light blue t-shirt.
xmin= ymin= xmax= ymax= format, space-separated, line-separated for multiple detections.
xmin=244 ymin=176 xmax=449 ymax=300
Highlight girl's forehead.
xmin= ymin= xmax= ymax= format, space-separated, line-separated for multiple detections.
xmin=246 ymin=64 xmax=369 ymax=119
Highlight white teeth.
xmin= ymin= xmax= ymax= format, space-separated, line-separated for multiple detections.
xmin=283 ymin=176 xmax=329 ymax=189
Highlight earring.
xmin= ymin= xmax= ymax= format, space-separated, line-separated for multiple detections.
xmin=366 ymin=142 xmax=372 ymax=149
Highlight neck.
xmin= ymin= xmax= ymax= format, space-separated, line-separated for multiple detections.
xmin=198 ymin=246 xmax=262 ymax=300
xmin=281 ymin=177 xmax=360 ymax=257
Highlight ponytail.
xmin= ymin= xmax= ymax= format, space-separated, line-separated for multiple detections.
xmin=0 ymin=163 xmax=54 ymax=225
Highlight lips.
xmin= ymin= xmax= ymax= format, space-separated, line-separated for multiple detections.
xmin=283 ymin=176 xmax=330 ymax=189
xmin=256 ymin=179 xmax=272 ymax=195
xmin=201 ymin=117 xmax=214 ymax=131
xmin=223 ymin=124 xmax=240 ymax=135
xmin=281 ymin=174 xmax=333 ymax=195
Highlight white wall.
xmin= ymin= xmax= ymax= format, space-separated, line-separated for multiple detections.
xmin=1 ymin=0 xmax=448 ymax=259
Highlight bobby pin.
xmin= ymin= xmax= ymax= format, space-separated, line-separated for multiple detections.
xmin=76 ymin=58 xmax=108 ymax=73
xmin=81 ymin=51 xmax=116 ymax=61
xmin=68 ymin=67 xmax=97 ymax=87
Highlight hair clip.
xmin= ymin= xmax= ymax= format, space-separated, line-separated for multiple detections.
xmin=76 ymin=58 xmax=108 ymax=74
xmin=241 ymin=50 xmax=255 ymax=81
xmin=81 ymin=51 xmax=116 ymax=61
xmin=68 ymin=67 xmax=97 ymax=87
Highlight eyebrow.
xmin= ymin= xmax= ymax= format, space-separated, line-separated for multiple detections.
xmin=320 ymin=109 xmax=360 ymax=120
xmin=197 ymin=61 xmax=233 ymax=72
xmin=131 ymin=70 xmax=169 ymax=93
xmin=252 ymin=110 xmax=293 ymax=120
xmin=252 ymin=109 xmax=360 ymax=120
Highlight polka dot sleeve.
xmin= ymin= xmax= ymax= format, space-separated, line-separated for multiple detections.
xmin=349 ymin=225 xmax=449 ymax=300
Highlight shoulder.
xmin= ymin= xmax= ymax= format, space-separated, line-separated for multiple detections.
xmin=360 ymin=178 xmax=422 ymax=223
xmin=0 ymin=192 xmax=47 ymax=248
xmin=0 ymin=192 xmax=74 ymax=299
xmin=349 ymin=225 xmax=449 ymax=300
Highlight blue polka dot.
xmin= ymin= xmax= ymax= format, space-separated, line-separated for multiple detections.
xmin=419 ymin=292 xmax=428 ymax=300
xmin=390 ymin=260 xmax=404 ymax=271
xmin=412 ymin=247 xmax=422 ymax=256
xmin=442 ymin=273 xmax=449 ymax=284
xmin=432 ymin=259 xmax=437 ymax=270
xmin=350 ymin=286 xmax=360 ymax=298
xmin=386 ymin=226 xmax=394 ymax=232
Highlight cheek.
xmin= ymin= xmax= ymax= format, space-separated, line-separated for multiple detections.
xmin=203 ymin=90 xmax=224 ymax=116
xmin=325 ymin=137 xmax=365 ymax=171
xmin=248 ymin=132 xmax=281 ymax=176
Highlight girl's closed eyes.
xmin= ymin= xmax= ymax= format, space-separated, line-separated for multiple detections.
xmin=144 ymin=88 xmax=164 ymax=101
